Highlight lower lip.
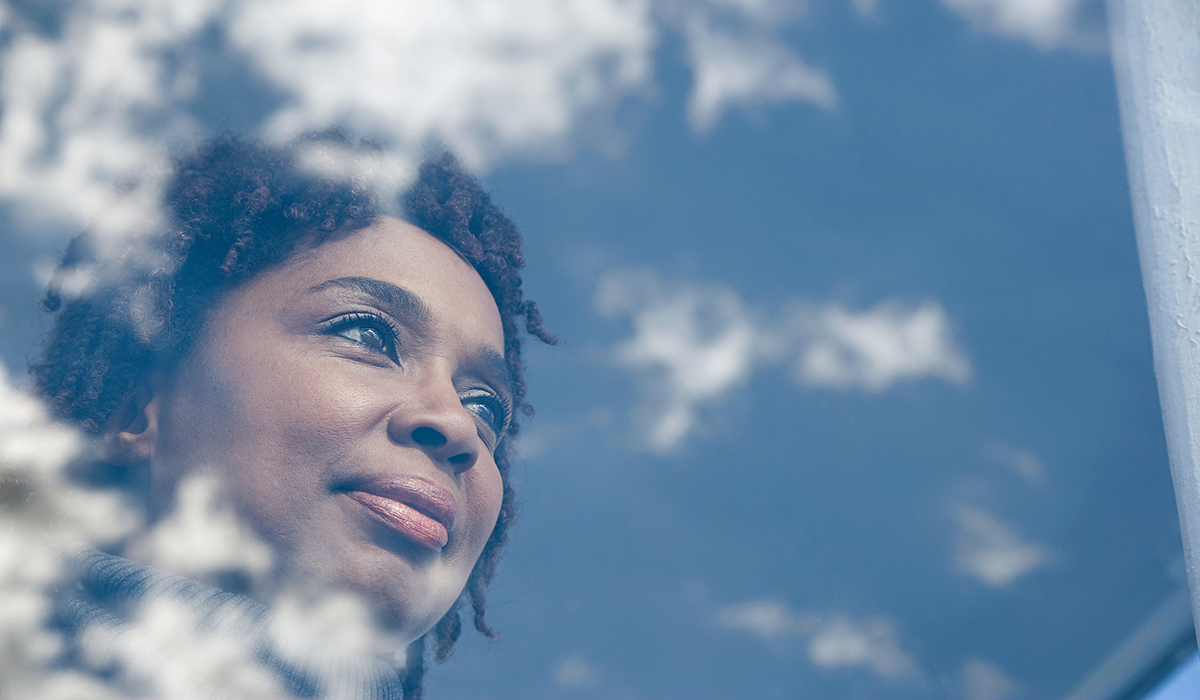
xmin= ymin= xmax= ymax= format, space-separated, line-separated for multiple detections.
xmin=346 ymin=491 xmax=449 ymax=551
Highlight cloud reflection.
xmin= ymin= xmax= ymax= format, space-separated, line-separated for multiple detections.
xmin=807 ymin=615 xmax=915 ymax=678
xmin=963 ymin=659 xmax=1016 ymax=700
xmin=0 ymin=360 xmax=404 ymax=699
xmin=595 ymin=269 xmax=970 ymax=452
xmin=717 ymin=599 xmax=916 ymax=680
xmin=955 ymin=504 xmax=1047 ymax=587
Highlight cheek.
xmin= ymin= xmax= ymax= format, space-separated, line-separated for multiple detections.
xmin=463 ymin=463 xmax=505 ymax=554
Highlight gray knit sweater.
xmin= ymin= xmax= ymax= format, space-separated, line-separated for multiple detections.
xmin=52 ymin=546 xmax=408 ymax=699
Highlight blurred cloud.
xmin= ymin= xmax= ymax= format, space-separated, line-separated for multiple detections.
xmin=718 ymin=600 xmax=915 ymax=680
xmin=0 ymin=0 xmax=842 ymax=242
xmin=938 ymin=0 xmax=1105 ymax=50
xmin=955 ymin=504 xmax=1047 ymax=586
xmin=0 ymin=0 xmax=203 ymax=241
xmin=0 ymin=355 xmax=400 ymax=698
xmin=0 ymin=360 xmax=82 ymax=476
xmin=125 ymin=474 xmax=274 ymax=585
xmin=806 ymin=615 xmax=915 ymax=677
xmin=0 ymin=0 xmax=1106 ymax=248
xmin=230 ymin=0 xmax=656 ymax=170
xmin=682 ymin=11 xmax=835 ymax=131
xmin=0 ymin=357 xmax=133 ymax=697
xmin=554 ymin=656 xmax=598 ymax=686
xmin=963 ymin=659 xmax=1016 ymax=700
xmin=595 ymin=269 xmax=970 ymax=452
xmin=984 ymin=440 xmax=1048 ymax=486
xmin=787 ymin=300 xmax=970 ymax=392
xmin=717 ymin=599 xmax=817 ymax=637
xmin=851 ymin=0 xmax=877 ymax=16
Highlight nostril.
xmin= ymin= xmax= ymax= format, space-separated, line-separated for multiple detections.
xmin=411 ymin=426 xmax=448 ymax=447
xmin=448 ymin=453 xmax=471 ymax=468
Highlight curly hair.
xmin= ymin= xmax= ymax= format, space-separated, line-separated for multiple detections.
xmin=29 ymin=131 xmax=555 ymax=698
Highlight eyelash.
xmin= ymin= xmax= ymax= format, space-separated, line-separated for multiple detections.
xmin=321 ymin=312 xmax=402 ymax=362
xmin=321 ymin=312 xmax=513 ymax=443
xmin=462 ymin=390 xmax=514 ymax=443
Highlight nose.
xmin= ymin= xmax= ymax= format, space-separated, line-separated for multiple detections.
xmin=387 ymin=383 xmax=481 ymax=475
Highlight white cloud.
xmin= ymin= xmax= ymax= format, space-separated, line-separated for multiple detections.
xmin=125 ymin=474 xmax=274 ymax=585
xmin=806 ymin=615 xmax=915 ymax=678
xmin=0 ymin=0 xmax=657 ymax=239
xmin=0 ymin=359 xmax=401 ymax=698
xmin=230 ymin=0 xmax=656 ymax=170
xmin=963 ymin=659 xmax=1016 ymax=700
xmin=0 ymin=0 xmax=843 ymax=240
xmin=955 ymin=505 xmax=1047 ymax=586
xmin=0 ymin=0 xmax=209 ymax=241
xmin=788 ymin=300 xmax=971 ymax=392
xmin=683 ymin=12 xmax=835 ymax=131
xmin=717 ymin=600 xmax=915 ymax=680
xmin=659 ymin=0 xmax=835 ymax=131
xmin=0 ymin=362 xmax=82 ymax=477
xmin=938 ymin=0 xmax=1105 ymax=50
xmin=717 ymin=599 xmax=817 ymax=637
xmin=596 ymin=269 xmax=970 ymax=452
xmin=595 ymin=269 xmax=765 ymax=453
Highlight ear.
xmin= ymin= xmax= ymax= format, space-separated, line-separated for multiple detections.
xmin=101 ymin=379 xmax=160 ymax=466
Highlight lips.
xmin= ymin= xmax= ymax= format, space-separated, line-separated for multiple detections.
xmin=343 ymin=476 xmax=458 ymax=551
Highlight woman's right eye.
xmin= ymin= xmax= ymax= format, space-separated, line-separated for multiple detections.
xmin=322 ymin=313 xmax=400 ymax=362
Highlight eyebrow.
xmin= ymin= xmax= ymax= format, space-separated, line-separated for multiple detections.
xmin=474 ymin=344 xmax=518 ymax=405
xmin=309 ymin=276 xmax=517 ymax=399
xmin=308 ymin=276 xmax=432 ymax=336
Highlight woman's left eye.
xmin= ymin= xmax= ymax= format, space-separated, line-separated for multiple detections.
xmin=461 ymin=391 xmax=511 ymax=441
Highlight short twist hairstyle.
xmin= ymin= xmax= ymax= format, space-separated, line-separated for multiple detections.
xmin=30 ymin=131 xmax=555 ymax=698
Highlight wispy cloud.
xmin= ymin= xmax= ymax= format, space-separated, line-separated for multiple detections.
xmin=655 ymin=0 xmax=834 ymax=131
xmin=0 ymin=0 xmax=656 ymax=239
xmin=717 ymin=599 xmax=818 ymax=637
xmin=230 ymin=0 xmax=656 ymax=170
xmin=938 ymin=0 xmax=1105 ymax=50
xmin=0 ymin=0 xmax=842 ymax=241
xmin=717 ymin=600 xmax=915 ymax=679
xmin=963 ymin=659 xmax=1016 ymax=700
xmin=595 ymin=269 xmax=970 ymax=452
xmin=595 ymin=269 xmax=765 ymax=452
xmin=954 ymin=504 xmax=1047 ymax=586
xmin=787 ymin=300 xmax=970 ymax=392
xmin=681 ymin=10 xmax=835 ymax=131
xmin=807 ymin=615 xmax=915 ymax=677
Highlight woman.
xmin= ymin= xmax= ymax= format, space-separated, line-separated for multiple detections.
xmin=29 ymin=131 xmax=554 ymax=698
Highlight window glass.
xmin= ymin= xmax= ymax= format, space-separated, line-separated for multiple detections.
xmin=0 ymin=0 xmax=1188 ymax=698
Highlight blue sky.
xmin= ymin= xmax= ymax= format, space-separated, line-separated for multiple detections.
xmin=0 ymin=0 xmax=1193 ymax=698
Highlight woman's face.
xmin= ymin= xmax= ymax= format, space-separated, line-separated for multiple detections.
xmin=141 ymin=216 xmax=508 ymax=641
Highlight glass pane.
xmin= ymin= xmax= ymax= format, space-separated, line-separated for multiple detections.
xmin=0 ymin=0 xmax=1190 ymax=698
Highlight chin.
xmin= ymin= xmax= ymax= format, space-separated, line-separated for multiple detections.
xmin=288 ymin=542 xmax=458 ymax=643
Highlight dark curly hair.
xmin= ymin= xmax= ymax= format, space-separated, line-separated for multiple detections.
xmin=29 ymin=131 xmax=555 ymax=699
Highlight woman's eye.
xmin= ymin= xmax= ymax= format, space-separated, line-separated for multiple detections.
xmin=462 ymin=392 xmax=510 ymax=441
xmin=324 ymin=314 xmax=399 ymax=361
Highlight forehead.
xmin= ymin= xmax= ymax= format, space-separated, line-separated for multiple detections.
xmin=273 ymin=216 xmax=504 ymax=348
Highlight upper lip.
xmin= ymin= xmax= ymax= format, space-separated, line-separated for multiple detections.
xmin=340 ymin=475 xmax=458 ymax=533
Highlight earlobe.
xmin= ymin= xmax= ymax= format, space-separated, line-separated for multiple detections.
xmin=101 ymin=380 xmax=160 ymax=466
